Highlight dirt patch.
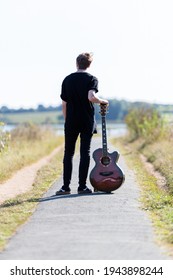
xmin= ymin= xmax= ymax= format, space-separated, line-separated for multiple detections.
xmin=140 ymin=154 xmax=168 ymax=190
xmin=0 ymin=145 xmax=63 ymax=204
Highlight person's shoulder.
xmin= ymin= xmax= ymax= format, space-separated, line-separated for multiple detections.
xmin=64 ymin=72 xmax=93 ymax=79
xmin=64 ymin=73 xmax=75 ymax=79
xmin=62 ymin=73 xmax=75 ymax=83
xmin=89 ymin=74 xmax=98 ymax=83
xmin=63 ymin=72 xmax=98 ymax=81
xmin=84 ymin=72 xmax=98 ymax=81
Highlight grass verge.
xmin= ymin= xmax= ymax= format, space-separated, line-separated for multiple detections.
xmin=112 ymin=137 xmax=173 ymax=253
xmin=0 ymin=132 xmax=63 ymax=183
xmin=0 ymin=148 xmax=63 ymax=251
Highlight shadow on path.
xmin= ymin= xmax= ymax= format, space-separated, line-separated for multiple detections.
xmin=39 ymin=192 xmax=113 ymax=202
xmin=0 ymin=192 xmax=113 ymax=208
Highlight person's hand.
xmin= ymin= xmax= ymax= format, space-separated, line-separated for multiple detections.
xmin=100 ymin=99 xmax=109 ymax=105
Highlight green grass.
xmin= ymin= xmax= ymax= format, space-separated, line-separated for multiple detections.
xmin=0 ymin=148 xmax=64 ymax=251
xmin=0 ymin=111 xmax=61 ymax=124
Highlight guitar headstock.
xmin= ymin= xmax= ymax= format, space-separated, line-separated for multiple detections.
xmin=99 ymin=103 xmax=108 ymax=116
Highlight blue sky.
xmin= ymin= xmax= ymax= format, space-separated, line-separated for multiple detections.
xmin=0 ymin=0 xmax=173 ymax=108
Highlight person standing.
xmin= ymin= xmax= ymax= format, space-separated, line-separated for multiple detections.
xmin=56 ymin=52 xmax=108 ymax=195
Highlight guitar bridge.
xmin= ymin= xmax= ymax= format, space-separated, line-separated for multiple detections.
xmin=99 ymin=171 xmax=113 ymax=176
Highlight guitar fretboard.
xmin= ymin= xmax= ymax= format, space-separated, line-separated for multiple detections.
xmin=102 ymin=115 xmax=108 ymax=157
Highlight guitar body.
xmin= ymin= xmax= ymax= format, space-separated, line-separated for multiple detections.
xmin=90 ymin=148 xmax=125 ymax=193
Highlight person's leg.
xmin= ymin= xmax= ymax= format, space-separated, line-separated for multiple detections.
xmin=55 ymin=130 xmax=79 ymax=195
xmin=78 ymin=132 xmax=93 ymax=190
xmin=63 ymin=131 xmax=79 ymax=189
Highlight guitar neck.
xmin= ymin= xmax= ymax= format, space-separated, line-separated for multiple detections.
xmin=101 ymin=115 xmax=108 ymax=157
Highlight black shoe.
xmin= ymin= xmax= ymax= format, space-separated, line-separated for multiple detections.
xmin=78 ymin=186 xmax=92 ymax=194
xmin=55 ymin=187 xmax=71 ymax=195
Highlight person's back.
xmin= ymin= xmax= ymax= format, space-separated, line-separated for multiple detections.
xmin=61 ymin=71 xmax=98 ymax=133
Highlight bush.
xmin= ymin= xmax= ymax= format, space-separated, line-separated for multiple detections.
xmin=10 ymin=122 xmax=55 ymax=141
xmin=0 ymin=122 xmax=11 ymax=153
xmin=125 ymin=107 xmax=165 ymax=143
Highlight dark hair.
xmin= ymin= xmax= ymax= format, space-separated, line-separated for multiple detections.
xmin=76 ymin=52 xmax=93 ymax=70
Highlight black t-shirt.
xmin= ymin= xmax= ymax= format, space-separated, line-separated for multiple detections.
xmin=60 ymin=72 xmax=98 ymax=133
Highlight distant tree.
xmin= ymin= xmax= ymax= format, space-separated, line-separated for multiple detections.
xmin=37 ymin=104 xmax=46 ymax=112
xmin=47 ymin=105 xmax=58 ymax=111
xmin=0 ymin=106 xmax=9 ymax=113
xmin=27 ymin=108 xmax=35 ymax=112
xmin=17 ymin=107 xmax=27 ymax=113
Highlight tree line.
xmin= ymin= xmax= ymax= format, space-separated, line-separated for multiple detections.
xmin=1 ymin=99 xmax=173 ymax=122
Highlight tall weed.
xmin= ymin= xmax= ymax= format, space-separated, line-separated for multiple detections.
xmin=0 ymin=122 xmax=10 ymax=153
xmin=125 ymin=107 xmax=165 ymax=143
xmin=11 ymin=122 xmax=53 ymax=141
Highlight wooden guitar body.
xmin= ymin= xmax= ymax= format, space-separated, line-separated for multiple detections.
xmin=90 ymin=148 xmax=125 ymax=193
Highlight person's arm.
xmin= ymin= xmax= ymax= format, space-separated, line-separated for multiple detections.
xmin=62 ymin=101 xmax=67 ymax=119
xmin=88 ymin=90 xmax=108 ymax=104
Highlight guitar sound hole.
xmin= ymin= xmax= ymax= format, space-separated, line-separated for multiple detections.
xmin=101 ymin=156 xmax=110 ymax=166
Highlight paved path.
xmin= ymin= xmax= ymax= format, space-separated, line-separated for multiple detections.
xmin=0 ymin=137 xmax=170 ymax=259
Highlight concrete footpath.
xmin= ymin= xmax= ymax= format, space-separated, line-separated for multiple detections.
xmin=0 ymin=137 xmax=171 ymax=260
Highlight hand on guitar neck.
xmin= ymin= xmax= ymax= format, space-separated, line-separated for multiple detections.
xmin=100 ymin=100 xmax=109 ymax=105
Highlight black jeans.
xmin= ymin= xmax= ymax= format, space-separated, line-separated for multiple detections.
xmin=63 ymin=129 xmax=93 ymax=188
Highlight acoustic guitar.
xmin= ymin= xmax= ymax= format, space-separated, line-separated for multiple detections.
xmin=90 ymin=103 xmax=125 ymax=193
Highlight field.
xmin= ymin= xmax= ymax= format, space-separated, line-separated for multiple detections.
xmin=0 ymin=111 xmax=61 ymax=124
xmin=0 ymin=123 xmax=64 ymax=183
